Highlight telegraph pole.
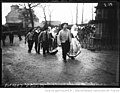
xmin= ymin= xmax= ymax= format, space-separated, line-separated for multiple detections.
xmin=70 ymin=9 xmax=73 ymax=24
xmin=71 ymin=14 xmax=73 ymax=24
xmin=76 ymin=3 xmax=78 ymax=25
xmin=81 ymin=3 xmax=84 ymax=24
xmin=92 ymin=3 xmax=93 ymax=20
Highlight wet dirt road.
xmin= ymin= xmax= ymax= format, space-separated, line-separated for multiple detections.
xmin=2 ymin=36 xmax=119 ymax=86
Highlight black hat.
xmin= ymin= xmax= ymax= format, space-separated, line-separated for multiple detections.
xmin=61 ymin=22 xmax=68 ymax=28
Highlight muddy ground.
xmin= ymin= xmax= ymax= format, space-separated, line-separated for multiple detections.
xmin=1 ymin=36 xmax=119 ymax=87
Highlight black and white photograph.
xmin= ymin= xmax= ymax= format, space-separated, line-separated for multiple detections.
xmin=1 ymin=1 xmax=119 ymax=88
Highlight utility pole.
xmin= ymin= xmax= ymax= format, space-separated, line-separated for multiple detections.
xmin=71 ymin=15 xmax=73 ymax=24
xmin=76 ymin=3 xmax=78 ymax=25
xmin=92 ymin=3 xmax=93 ymax=20
xmin=70 ymin=8 xmax=73 ymax=24
xmin=71 ymin=11 xmax=73 ymax=24
xmin=81 ymin=3 xmax=84 ymax=24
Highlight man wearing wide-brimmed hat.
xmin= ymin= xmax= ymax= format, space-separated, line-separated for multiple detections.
xmin=58 ymin=23 xmax=71 ymax=62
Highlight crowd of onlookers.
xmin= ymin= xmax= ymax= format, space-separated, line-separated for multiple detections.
xmin=77 ymin=25 xmax=96 ymax=49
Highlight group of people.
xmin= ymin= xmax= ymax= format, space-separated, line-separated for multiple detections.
xmin=25 ymin=23 xmax=81 ymax=62
xmin=2 ymin=25 xmax=22 ymax=46
xmin=25 ymin=26 xmax=58 ymax=56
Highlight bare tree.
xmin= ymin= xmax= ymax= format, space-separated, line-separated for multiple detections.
xmin=39 ymin=4 xmax=54 ymax=28
xmin=19 ymin=3 xmax=40 ymax=28
xmin=40 ymin=4 xmax=48 ymax=27
xmin=47 ymin=4 xmax=54 ymax=26
xmin=27 ymin=3 xmax=41 ymax=28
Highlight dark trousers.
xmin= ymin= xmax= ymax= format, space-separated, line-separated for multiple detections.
xmin=9 ymin=34 xmax=14 ymax=44
xmin=28 ymin=40 xmax=34 ymax=52
xmin=42 ymin=42 xmax=49 ymax=55
xmin=49 ymin=39 xmax=53 ymax=51
xmin=34 ymin=40 xmax=38 ymax=53
xmin=61 ymin=41 xmax=70 ymax=60
xmin=2 ymin=34 xmax=6 ymax=46
xmin=38 ymin=43 xmax=41 ymax=54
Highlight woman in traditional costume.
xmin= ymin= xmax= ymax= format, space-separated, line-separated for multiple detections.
xmin=67 ymin=25 xmax=81 ymax=59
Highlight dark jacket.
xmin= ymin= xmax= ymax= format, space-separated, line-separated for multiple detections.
xmin=38 ymin=31 xmax=50 ymax=48
xmin=38 ymin=31 xmax=50 ymax=43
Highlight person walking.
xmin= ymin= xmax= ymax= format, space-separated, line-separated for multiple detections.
xmin=58 ymin=23 xmax=71 ymax=62
xmin=2 ymin=33 xmax=6 ymax=46
xmin=9 ymin=32 xmax=14 ymax=45
xmin=2 ymin=26 xmax=7 ymax=46
xmin=38 ymin=27 xmax=50 ymax=56
xmin=33 ymin=27 xmax=41 ymax=53
xmin=25 ymin=30 xmax=35 ymax=53
xmin=38 ymin=33 xmax=41 ymax=54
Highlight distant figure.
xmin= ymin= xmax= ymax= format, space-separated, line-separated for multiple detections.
xmin=38 ymin=27 xmax=50 ymax=56
xmin=9 ymin=32 xmax=14 ymax=45
xmin=58 ymin=23 xmax=71 ymax=62
xmin=25 ymin=30 xmax=35 ymax=53
xmin=2 ymin=25 xmax=7 ymax=46
xmin=2 ymin=33 xmax=6 ymax=46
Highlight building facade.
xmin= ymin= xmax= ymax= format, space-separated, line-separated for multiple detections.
xmin=94 ymin=2 xmax=118 ymax=50
xmin=6 ymin=5 xmax=39 ymax=31
xmin=41 ymin=21 xmax=61 ymax=27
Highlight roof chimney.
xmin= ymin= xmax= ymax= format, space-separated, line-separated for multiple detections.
xmin=11 ymin=5 xmax=19 ymax=11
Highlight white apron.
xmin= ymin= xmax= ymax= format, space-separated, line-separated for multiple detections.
xmin=67 ymin=38 xmax=81 ymax=57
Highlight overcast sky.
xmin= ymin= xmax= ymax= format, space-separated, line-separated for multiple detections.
xmin=2 ymin=3 xmax=98 ymax=25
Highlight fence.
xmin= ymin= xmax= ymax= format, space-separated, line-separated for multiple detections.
xmin=79 ymin=35 xmax=118 ymax=51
